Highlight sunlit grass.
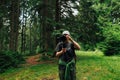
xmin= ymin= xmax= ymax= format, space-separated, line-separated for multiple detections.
xmin=0 ymin=51 xmax=120 ymax=80
xmin=76 ymin=51 xmax=120 ymax=80
xmin=0 ymin=64 xmax=58 ymax=80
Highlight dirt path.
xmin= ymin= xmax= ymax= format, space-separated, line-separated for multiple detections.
xmin=26 ymin=54 xmax=40 ymax=65
xmin=24 ymin=54 xmax=55 ymax=66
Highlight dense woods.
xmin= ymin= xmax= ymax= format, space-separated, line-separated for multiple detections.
xmin=0 ymin=0 xmax=120 ymax=73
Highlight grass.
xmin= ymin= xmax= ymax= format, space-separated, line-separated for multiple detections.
xmin=76 ymin=51 xmax=120 ymax=80
xmin=0 ymin=51 xmax=120 ymax=80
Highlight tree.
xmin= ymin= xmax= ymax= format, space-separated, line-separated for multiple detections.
xmin=76 ymin=0 xmax=101 ymax=50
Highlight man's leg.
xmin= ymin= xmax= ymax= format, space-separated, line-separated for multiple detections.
xmin=70 ymin=64 xmax=76 ymax=80
xmin=59 ymin=65 xmax=65 ymax=80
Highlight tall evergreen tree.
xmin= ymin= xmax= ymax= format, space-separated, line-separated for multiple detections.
xmin=77 ymin=0 xmax=101 ymax=50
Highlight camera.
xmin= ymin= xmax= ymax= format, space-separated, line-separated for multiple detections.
xmin=58 ymin=35 xmax=67 ymax=43
xmin=59 ymin=35 xmax=67 ymax=48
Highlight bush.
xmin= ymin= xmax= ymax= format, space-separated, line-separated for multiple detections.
xmin=103 ymin=39 xmax=120 ymax=56
xmin=101 ymin=24 xmax=120 ymax=56
xmin=36 ymin=46 xmax=41 ymax=54
xmin=0 ymin=51 xmax=24 ymax=73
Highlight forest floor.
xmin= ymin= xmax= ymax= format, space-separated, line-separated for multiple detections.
xmin=24 ymin=54 xmax=58 ymax=80
xmin=0 ymin=51 xmax=120 ymax=80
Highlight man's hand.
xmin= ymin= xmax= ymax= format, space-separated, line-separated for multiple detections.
xmin=56 ymin=48 xmax=66 ymax=57
xmin=62 ymin=48 xmax=66 ymax=53
xmin=65 ymin=34 xmax=80 ymax=50
xmin=65 ymin=34 xmax=72 ymax=41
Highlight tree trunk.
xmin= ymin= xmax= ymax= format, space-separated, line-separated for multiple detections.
xmin=38 ymin=0 xmax=48 ymax=52
xmin=21 ymin=25 xmax=26 ymax=53
xmin=55 ymin=0 xmax=61 ymax=30
xmin=0 ymin=19 xmax=3 ymax=50
xmin=21 ymin=0 xmax=28 ymax=54
xmin=9 ymin=0 xmax=20 ymax=51
xmin=29 ymin=22 xmax=32 ymax=54
xmin=38 ymin=0 xmax=58 ymax=52
xmin=55 ymin=0 xmax=61 ymax=44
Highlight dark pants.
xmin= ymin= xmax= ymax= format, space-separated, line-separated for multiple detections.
xmin=59 ymin=63 xmax=76 ymax=80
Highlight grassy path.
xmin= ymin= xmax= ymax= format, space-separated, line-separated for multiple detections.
xmin=0 ymin=51 xmax=120 ymax=80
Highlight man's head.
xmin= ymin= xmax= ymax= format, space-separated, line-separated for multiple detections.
xmin=62 ymin=30 xmax=71 ymax=42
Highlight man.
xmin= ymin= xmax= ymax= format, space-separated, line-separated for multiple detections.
xmin=55 ymin=30 xmax=80 ymax=80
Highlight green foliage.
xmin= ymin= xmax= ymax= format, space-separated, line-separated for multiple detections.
xmin=52 ymin=29 xmax=65 ymax=37
xmin=76 ymin=0 xmax=102 ymax=50
xmin=111 ymin=0 xmax=120 ymax=20
xmin=92 ymin=0 xmax=120 ymax=56
xmin=40 ymin=55 xmax=50 ymax=61
xmin=0 ymin=0 xmax=120 ymax=56
xmin=101 ymin=24 xmax=120 ymax=56
xmin=0 ymin=51 xmax=24 ymax=73
xmin=103 ymin=39 xmax=120 ymax=56
xmin=35 ymin=46 xmax=41 ymax=54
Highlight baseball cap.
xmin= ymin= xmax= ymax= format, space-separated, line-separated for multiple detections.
xmin=62 ymin=30 xmax=70 ymax=35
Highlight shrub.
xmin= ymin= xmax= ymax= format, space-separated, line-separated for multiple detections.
xmin=101 ymin=24 xmax=120 ymax=56
xmin=36 ymin=46 xmax=41 ymax=54
xmin=103 ymin=39 xmax=120 ymax=56
xmin=0 ymin=51 xmax=24 ymax=73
